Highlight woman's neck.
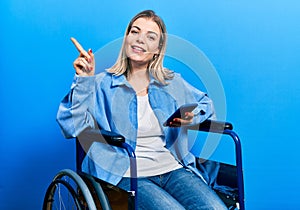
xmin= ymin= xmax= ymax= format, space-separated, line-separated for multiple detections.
xmin=130 ymin=60 xmax=148 ymax=73
xmin=127 ymin=66 xmax=150 ymax=96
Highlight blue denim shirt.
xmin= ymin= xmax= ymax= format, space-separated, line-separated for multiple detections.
xmin=57 ymin=71 xmax=215 ymax=186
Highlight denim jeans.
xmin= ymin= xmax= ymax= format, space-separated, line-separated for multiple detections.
xmin=117 ymin=168 xmax=228 ymax=210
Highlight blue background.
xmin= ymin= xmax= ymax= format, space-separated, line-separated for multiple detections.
xmin=1 ymin=0 xmax=300 ymax=209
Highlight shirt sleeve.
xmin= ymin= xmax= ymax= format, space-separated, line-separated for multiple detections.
xmin=178 ymin=74 xmax=216 ymax=123
xmin=56 ymin=74 xmax=98 ymax=138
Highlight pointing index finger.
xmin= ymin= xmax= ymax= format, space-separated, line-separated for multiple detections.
xmin=70 ymin=37 xmax=88 ymax=56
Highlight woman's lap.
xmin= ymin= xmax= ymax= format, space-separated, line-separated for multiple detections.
xmin=117 ymin=168 xmax=227 ymax=210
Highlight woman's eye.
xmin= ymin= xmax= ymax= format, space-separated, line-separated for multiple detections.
xmin=148 ymin=35 xmax=156 ymax=41
xmin=131 ymin=30 xmax=138 ymax=34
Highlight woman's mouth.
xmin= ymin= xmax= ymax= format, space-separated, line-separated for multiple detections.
xmin=132 ymin=45 xmax=146 ymax=53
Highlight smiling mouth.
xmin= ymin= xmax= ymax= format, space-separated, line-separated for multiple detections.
xmin=132 ymin=45 xmax=146 ymax=53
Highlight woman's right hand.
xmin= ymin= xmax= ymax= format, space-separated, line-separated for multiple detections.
xmin=71 ymin=37 xmax=95 ymax=76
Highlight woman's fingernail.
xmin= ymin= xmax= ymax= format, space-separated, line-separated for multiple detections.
xmin=89 ymin=49 xmax=93 ymax=53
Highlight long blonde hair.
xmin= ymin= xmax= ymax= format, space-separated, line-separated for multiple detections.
xmin=107 ymin=10 xmax=174 ymax=85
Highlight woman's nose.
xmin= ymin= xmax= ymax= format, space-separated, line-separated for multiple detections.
xmin=136 ymin=33 xmax=145 ymax=44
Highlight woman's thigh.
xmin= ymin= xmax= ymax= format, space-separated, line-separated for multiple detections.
xmin=117 ymin=177 xmax=185 ymax=210
xmin=163 ymin=168 xmax=228 ymax=210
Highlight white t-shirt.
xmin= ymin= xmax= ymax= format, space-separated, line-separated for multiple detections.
xmin=124 ymin=94 xmax=182 ymax=177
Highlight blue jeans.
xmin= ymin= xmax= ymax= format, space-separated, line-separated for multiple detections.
xmin=117 ymin=168 xmax=228 ymax=210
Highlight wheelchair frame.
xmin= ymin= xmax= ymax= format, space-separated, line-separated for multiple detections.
xmin=43 ymin=120 xmax=245 ymax=210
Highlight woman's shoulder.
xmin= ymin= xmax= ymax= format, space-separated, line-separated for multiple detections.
xmin=95 ymin=71 xmax=114 ymax=82
xmin=166 ymin=71 xmax=185 ymax=84
xmin=164 ymin=71 xmax=198 ymax=92
xmin=172 ymin=72 xmax=183 ymax=79
xmin=95 ymin=71 xmax=128 ymax=90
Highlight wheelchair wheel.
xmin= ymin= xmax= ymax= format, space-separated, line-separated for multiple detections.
xmin=80 ymin=173 xmax=112 ymax=210
xmin=43 ymin=169 xmax=97 ymax=210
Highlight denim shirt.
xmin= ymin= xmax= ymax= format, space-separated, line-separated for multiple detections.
xmin=57 ymin=71 xmax=215 ymax=186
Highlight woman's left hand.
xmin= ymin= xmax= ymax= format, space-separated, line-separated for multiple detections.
xmin=169 ymin=112 xmax=194 ymax=127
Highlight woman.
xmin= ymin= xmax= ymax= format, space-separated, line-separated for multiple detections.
xmin=57 ymin=10 xmax=227 ymax=209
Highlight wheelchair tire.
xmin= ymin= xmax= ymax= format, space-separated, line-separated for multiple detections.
xmin=80 ymin=173 xmax=112 ymax=210
xmin=43 ymin=169 xmax=97 ymax=210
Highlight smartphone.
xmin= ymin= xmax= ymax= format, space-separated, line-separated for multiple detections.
xmin=163 ymin=103 xmax=198 ymax=126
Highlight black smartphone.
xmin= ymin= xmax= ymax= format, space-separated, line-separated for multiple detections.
xmin=163 ymin=103 xmax=198 ymax=126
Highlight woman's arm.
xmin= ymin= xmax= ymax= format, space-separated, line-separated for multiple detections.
xmin=57 ymin=38 xmax=97 ymax=138
xmin=56 ymin=75 xmax=98 ymax=138
xmin=168 ymin=74 xmax=216 ymax=126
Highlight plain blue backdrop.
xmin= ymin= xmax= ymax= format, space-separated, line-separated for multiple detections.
xmin=1 ymin=0 xmax=300 ymax=209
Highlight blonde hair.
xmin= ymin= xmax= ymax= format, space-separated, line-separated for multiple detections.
xmin=107 ymin=10 xmax=174 ymax=85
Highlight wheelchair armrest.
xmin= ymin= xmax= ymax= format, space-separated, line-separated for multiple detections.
xmin=78 ymin=127 xmax=125 ymax=147
xmin=187 ymin=119 xmax=233 ymax=133
xmin=76 ymin=128 xmax=137 ymax=195
xmin=98 ymin=129 xmax=125 ymax=146
xmin=76 ymin=128 xmax=126 ymax=172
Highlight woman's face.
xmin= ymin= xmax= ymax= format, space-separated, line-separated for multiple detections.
xmin=125 ymin=17 xmax=161 ymax=67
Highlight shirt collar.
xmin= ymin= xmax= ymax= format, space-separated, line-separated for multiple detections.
xmin=111 ymin=74 xmax=129 ymax=87
xmin=111 ymin=72 xmax=164 ymax=87
xmin=149 ymin=74 xmax=160 ymax=85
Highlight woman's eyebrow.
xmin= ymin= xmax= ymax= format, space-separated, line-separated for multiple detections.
xmin=132 ymin=26 xmax=141 ymax=31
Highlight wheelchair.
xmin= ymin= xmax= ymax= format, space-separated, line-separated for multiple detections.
xmin=43 ymin=120 xmax=245 ymax=210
